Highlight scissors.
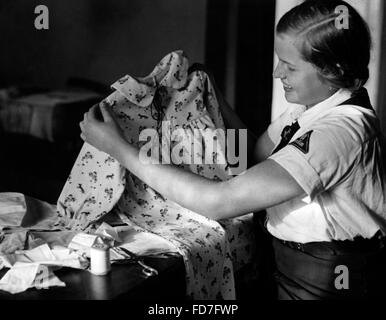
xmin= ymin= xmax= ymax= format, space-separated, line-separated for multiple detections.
xmin=112 ymin=246 xmax=158 ymax=277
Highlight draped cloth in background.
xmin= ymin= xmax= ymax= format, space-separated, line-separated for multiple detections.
xmin=55 ymin=51 xmax=255 ymax=299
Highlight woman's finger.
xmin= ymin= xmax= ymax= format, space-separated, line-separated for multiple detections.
xmin=99 ymin=103 xmax=113 ymax=122
xmin=99 ymin=100 xmax=110 ymax=108
xmin=88 ymin=104 xmax=103 ymax=122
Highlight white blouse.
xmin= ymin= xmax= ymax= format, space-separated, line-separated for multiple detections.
xmin=267 ymin=89 xmax=386 ymax=243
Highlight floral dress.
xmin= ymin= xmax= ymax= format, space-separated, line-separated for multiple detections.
xmin=56 ymin=51 xmax=255 ymax=299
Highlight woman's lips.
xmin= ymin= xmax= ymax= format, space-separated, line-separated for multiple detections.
xmin=282 ymin=83 xmax=293 ymax=92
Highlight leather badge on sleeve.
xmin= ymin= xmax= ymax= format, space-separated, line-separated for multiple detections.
xmin=290 ymin=130 xmax=313 ymax=154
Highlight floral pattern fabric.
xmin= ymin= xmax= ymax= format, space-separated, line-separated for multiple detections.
xmin=56 ymin=51 xmax=255 ymax=299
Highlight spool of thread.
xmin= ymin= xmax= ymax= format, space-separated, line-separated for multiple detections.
xmin=90 ymin=243 xmax=111 ymax=276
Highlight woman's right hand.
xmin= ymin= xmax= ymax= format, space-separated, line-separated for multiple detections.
xmin=79 ymin=101 xmax=126 ymax=157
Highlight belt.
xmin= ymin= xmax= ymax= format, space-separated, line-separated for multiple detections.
xmin=274 ymin=231 xmax=386 ymax=255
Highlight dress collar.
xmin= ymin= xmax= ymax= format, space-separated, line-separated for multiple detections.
xmin=111 ymin=51 xmax=189 ymax=107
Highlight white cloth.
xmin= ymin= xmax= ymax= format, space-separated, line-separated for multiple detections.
xmin=0 ymin=192 xmax=61 ymax=238
xmin=267 ymin=89 xmax=386 ymax=243
xmin=0 ymin=244 xmax=87 ymax=294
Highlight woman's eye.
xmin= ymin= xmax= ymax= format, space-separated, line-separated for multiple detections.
xmin=287 ymin=66 xmax=296 ymax=72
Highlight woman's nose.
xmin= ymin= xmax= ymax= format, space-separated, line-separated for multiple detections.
xmin=273 ymin=63 xmax=285 ymax=79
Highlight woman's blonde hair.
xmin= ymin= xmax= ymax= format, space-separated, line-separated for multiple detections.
xmin=277 ymin=0 xmax=372 ymax=91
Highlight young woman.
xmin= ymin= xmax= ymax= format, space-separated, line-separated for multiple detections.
xmin=80 ymin=0 xmax=386 ymax=299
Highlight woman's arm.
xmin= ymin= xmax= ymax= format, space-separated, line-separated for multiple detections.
xmin=116 ymin=142 xmax=303 ymax=220
xmin=254 ymin=130 xmax=275 ymax=163
xmin=80 ymin=104 xmax=304 ymax=220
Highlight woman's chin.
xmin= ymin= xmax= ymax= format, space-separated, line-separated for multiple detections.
xmin=284 ymin=91 xmax=299 ymax=104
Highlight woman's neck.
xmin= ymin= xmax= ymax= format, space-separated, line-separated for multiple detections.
xmin=306 ymin=88 xmax=339 ymax=110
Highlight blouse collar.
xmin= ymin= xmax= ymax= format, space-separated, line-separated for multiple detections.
xmin=297 ymin=88 xmax=352 ymax=128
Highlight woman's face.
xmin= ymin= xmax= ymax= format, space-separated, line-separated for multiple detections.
xmin=273 ymin=32 xmax=333 ymax=108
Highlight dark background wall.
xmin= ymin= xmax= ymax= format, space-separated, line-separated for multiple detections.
xmin=0 ymin=0 xmax=277 ymax=203
xmin=0 ymin=0 xmax=207 ymax=88
xmin=378 ymin=3 xmax=386 ymax=134
xmin=0 ymin=0 xmax=213 ymax=202
xmin=1 ymin=0 xmax=386 ymax=133
xmin=235 ymin=0 xmax=275 ymax=136
xmin=0 ymin=0 xmax=275 ymax=132
xmin=205 ymin=0 xmax=275 ymax=136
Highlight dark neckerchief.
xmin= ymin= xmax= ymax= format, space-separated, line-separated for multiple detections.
xmin=338 ymin=87 xmax=373 ymax=110
xmin=271 ymin=121 xmax=300 ymax=154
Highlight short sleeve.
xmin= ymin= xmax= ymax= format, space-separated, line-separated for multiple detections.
xmin=269 ymin=123 xmax=361 ymax=199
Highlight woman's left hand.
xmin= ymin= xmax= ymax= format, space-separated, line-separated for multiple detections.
xmin=79 ymin=101 xmax=125 ymax=156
